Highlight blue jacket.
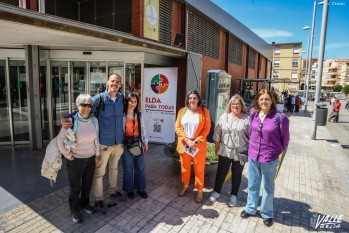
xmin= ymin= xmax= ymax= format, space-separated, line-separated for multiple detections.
xmin=92 ymin=90 xmax=124 ymax=146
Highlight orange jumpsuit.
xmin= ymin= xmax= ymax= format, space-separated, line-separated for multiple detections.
xmin=175 ymin=107 xmax=211 ymax=190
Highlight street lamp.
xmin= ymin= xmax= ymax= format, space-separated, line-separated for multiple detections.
xmin=302 ymin=1 xmax=323 ymax=111
xmin=311 ymin=0 xmax=329 ymax=140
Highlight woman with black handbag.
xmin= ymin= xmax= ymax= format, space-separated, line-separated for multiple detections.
xmin=122 ymin=92 xmax=149 ymax=199
xmin=208 ymin=94 xmax=250 ymax=207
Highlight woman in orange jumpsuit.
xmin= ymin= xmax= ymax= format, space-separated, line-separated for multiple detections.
xmin=175 ymin=90 xmax=211 ymax=203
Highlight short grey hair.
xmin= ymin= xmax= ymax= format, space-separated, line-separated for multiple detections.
xmin=225 ymin=94 xmax=248 ymax=113
xmin=76 ymin=94 xmax=94 ymax=106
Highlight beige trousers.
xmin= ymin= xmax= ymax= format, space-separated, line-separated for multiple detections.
xmin=93 ymin=144 xmax=124 ymax=201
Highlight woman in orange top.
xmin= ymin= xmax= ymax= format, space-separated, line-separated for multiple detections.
xmin=175 ymin=90 xmax=211 ymax=203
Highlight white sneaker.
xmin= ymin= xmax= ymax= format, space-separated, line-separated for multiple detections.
xmin=208 ymin=191 xmax=220 ymax=203
xmin=228 ymin=195 xmax=237 ymax=207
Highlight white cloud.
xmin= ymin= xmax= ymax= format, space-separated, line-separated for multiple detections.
xmin=251 ymin=29 xmax=293 ymax=39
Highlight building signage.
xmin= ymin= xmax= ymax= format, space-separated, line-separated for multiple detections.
xmin=143 ymin=68 xmax=177 ymax=143
xmin=143 ymin=0 xmax=159 ymax=41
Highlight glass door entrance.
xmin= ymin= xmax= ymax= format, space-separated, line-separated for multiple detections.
xmin=0 ymin=60 xmax=12 ymax=143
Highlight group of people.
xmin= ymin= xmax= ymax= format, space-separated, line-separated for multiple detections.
xmin=55 ymin=74 xmax=290 ymax=227
xmin=175 ymin=89 xmax=289 ymax=227
xmin=58 ymin=74 xmax=149 ymax=223
xmin=281 ymin=93 xmax=302 ymax=113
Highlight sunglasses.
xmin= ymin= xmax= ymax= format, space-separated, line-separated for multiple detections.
xmin=258 ymin=122 xmax=263 ymax=136
xmin=80 ymin=103 xmax=92 ymax=108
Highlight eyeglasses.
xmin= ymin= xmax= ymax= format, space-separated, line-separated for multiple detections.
xmin=80 ymin=103 xmax=92 ymax=108
xmin=258 ymin=122 xmax=263 ymax=136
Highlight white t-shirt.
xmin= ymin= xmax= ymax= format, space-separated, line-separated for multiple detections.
xmin=181 ymin=108 xmax=199 ymax=139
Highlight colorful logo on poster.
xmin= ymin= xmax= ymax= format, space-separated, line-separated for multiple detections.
xmin=150 ymin=74 xmax=169 ymax=94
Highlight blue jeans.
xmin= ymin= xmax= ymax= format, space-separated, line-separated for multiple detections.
xmin=245 ymin=157 xmax=279 ymax=219
xmin=122 ymin=149 xmax=146 ymax=192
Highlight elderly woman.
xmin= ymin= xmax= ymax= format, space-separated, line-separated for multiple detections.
xmin=57 ymin=94 xmax=100 ymax=224
xmin=175 ymin=90 xmax=211 ymax=203
xmin=240 ymin=89 xmax=289 ymax=227
xmin=122 ymin=92 xmax=149 ymax=199
xmin=209 ymin=94 xmax=250 ymax=207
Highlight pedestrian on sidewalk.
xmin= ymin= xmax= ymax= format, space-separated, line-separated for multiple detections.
xmin=345 ymin=99 xmax=349 ymax=110
xmin=122 ymin=92 xmax=149 ymax=199
xmin=208 ymin=94 xmax=250 ymax=207
xmin=175 ymin=90 xmax=211 ymax=203
xmin=61 ymin=74 xmax=125 ymax=215
xmin=240 ymin=89 xmax=290 ymax=227
xmin=328 ymin=98 xmax=341 ymax=123
xmin=294 ymin=95 xmax=301 ymax=112
xmin=57 ymin=94 xmax=100 ymax=224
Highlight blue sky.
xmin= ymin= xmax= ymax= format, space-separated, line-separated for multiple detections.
xmin=211 ymin=0 xmax=349 ymax=59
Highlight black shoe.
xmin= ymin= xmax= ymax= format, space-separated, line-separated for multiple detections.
xmin=127 ymin=192 xmax=135 ymax=199
xmin=240 ymin=210 xmax=254 ymax=219
xmin=95 ymin=201 xmax=107 ymax=215
xmin=110 ymin=191 xmax=122 ymax=198
xmin=137 ymin=191 xmax=148 ymax=199
xmin=72 ymin=212 xmax=82 ymax=223
xmin=82 ymin=205 xmax=96 ymax=215
xmin=263 ymin=218 xmax=273 ymax=227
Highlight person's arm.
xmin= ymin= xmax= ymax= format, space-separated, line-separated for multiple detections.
xmin=280 ymin=113 xmax=290 ymax=150
xmin=94 ymin=117 xmax=100 ymax=167
xmin=139 ymin=113 xmax=149 ymax=152
xmin=194 ymin=108 xmax=211 ymax=144
xmin=56 ymin=128 xmax=74 ymax=160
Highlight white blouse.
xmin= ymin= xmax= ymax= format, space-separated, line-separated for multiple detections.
xmin=181 ymin=108 xmax=199 ymax=139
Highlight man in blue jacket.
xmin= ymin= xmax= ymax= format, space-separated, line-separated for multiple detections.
xmin=62 ymin=74 xmax=124 ymax=215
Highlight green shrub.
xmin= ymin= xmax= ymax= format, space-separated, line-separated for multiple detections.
xmin=167 ymin=139 xmax=218 ymax=164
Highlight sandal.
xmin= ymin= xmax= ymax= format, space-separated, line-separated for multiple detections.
xmin=195 ymin=191 xmax=203 ymax=203
xmin=178 ymin=186 xmax=189 ymax=197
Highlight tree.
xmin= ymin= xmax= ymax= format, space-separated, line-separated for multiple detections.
xmin=333 ymin=84 xmax=343 ymax=92
xmin=343 ymin=85 xmax=349 ymax=95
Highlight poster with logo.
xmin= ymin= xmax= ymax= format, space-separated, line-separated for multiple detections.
xmin=143 ymin=68 xmax=177 ymax=143
xmin=143 ymin=0 xmax=159 ymax=41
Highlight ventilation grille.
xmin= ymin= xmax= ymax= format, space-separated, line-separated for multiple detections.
xmin=248 ymin=48 xmax=256 ymax=69
xmin=159 ymin=0 xmax=172 ymax=45
xmin=188 ymin=12 xmax=220 ymax=59
xmin=228 ymin=34 xmax=243 ymax=65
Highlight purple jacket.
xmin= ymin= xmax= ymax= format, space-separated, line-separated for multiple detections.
xmin=248 ymin=110 xmax=290 ymax=163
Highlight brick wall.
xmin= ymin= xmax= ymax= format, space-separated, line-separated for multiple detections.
xmin=132 ymin=0 xmax=143 ymax=37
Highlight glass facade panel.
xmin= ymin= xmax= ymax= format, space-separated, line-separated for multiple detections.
xmin=51 ymin=61 xmax=69 ymax=136
xmin=90 ymin=61 xmax=107 ymax=96
xmin=9 ymin=60 xmax=29 ymax=141
xmin=0 ymin=60 xmax=11 ymax=143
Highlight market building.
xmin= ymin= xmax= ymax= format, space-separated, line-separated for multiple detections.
xmin=0 ymin=0 xmax=272 ymax=149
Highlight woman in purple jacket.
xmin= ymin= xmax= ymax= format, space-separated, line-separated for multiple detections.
xmin=240 ymin=89 xmax=290 ymax=227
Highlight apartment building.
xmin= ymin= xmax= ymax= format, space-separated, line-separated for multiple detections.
xmin=321 ymin=59 xmax=349 ymax=90
xmin=0 ymin=0 xmax=272 ymax=148
xmin=272 ymin=42 xmax=302 ymax=94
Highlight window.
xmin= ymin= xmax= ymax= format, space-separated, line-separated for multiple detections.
xmin=293 ymin=47 xmax=300 ymax=53
xmin=292 ymin=60 xmax=299 ymax=67
xmin=291 ymin=73 xmax=298 ymax=79
xmin=274 ymin=48 xmax=280 ymax=54
xmin=274 ymin=60 xmax=280 ymax=67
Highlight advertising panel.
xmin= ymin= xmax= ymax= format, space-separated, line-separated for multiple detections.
xmin=143 ymin=0 xmax=159 ymax=41
xmin=143 ymin=68 xmax=177 ymax=143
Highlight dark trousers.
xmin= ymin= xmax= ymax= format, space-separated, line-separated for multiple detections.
xmin=214 ymin=156 xmax=244 ymax=196
xmin=295 ymin=105 xmax=300 ymax=112
xmin=67 ymin=156 xmax=96 ymax=214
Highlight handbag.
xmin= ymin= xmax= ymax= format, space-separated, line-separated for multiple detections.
xmin=124 ymin=113 xmax=144 ymax=157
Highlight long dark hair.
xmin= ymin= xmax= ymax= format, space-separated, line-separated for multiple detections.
xmin=253 ymin=89 xmax=277 ymax=112
xmin=185 ymin=90 xmax=203 ymax=107
xmin=124 ymin=92 xmax=139 ymax=114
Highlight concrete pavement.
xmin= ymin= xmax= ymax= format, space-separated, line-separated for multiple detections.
xmin=0 ymin=110 xmax=349 ymax=233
